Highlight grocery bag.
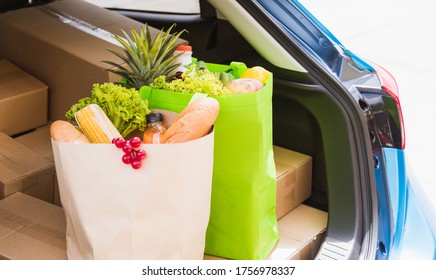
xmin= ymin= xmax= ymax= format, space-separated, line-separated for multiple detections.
xmin=140 ymin=62 xmax=279 ymax=260
xmin=52 ymin=111 xmax=214 ymax=260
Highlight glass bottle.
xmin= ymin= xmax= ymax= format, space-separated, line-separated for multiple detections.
xmin=143 ymin=112 xmax=167 ymax=144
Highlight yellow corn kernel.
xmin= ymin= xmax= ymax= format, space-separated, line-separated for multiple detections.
xmin=75 ymin=104 xmax=121 ymax=143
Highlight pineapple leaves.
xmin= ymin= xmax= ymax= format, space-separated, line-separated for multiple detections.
xmin=104 ymin=23 xmax=188 ymax=89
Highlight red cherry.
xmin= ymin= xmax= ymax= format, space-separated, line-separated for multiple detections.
xmin=130 ymin=136 xmax=142 ymax=148
xmin=113 ymin=137 xmax=147 ymax=169
xmin=136 ymin=149 xmax=147 ymax=160
xmin=122 ymin=153 xmax=132 ymax=164
xmin=122 ymin=143 xmax=133 ymax=154
xmin=114 ymin=138 xmax=126 ymax=148
xmin=131 ymin=158 xmax=142 ymax=169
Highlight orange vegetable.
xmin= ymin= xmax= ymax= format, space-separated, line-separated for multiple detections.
xmin=240 ymin=66 xmax=270 ymax=84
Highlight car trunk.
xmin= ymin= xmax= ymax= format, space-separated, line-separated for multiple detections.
xmin=0 ymin=0 xmax=379 ymax=260
xmin=117 ymin=0 xmax=378 ymax=259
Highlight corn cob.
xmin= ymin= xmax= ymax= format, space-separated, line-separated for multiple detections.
xmin=75 ymin=104 xmax=122 ymax=143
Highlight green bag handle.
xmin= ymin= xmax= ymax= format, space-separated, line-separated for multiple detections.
xmin=228 ymin=61 xmax=247 ymax=78
xmin=139 ymin=85 xmax=153 ymax=101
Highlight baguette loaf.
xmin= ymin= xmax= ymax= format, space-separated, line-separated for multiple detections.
xmin=162 ymin=97 xmax=219 ymax=143
xmin=50 ymin=120 xmax=89 ymax=143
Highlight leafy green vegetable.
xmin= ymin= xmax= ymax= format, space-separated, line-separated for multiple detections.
xmin=150 ymin=64 xmax=232 ymax=96
xmin=66 ymin=83 xmax=150 ymax=138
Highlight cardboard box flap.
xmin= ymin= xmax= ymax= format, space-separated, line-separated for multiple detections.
xmin=0 ymin=60 xmax=42 ymax=97
xmin=1 ymin=8 xmax=119 ymax=69
xmin=0 ymin=59 xmax=48 ymax=136
xmin=0 ymin=210 xmax=24 ymax=238
xmin=274 ymin=146 xmax=312 ymax=178
xmin=0 ymin=192 xmax=59 ymax=223
xmin=15 ymin=124 xmax=54 ymax=162
xmin=0 ymin=132 xmax=54 ymax=202
xmin=277 ymin=204 xmax=328 ymax=242
xmin=48 ymin=0 xmax=146 ymax=36
xmin=0 ymin=193 xmax=67 ymax=260
xmin=268 ymin=204 xmax=327 ymax=260
xmin=0 ymin=133 xmax=50 ymax=178
xmin=267 ymin=235 xmax=305 ymax=260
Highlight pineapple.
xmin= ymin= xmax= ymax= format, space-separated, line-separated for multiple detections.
xmin=104 ymin=23 xmax=187 ymax=89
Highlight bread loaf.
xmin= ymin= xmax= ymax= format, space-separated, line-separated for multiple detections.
xmin=50 ymin=120 xmax=89 ymax=143
xmin=162 ymin=97 xmax=219 ymax=143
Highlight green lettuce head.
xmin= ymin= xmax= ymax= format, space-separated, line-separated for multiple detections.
xmin=66 ymin=83 xmax=150 ymax=138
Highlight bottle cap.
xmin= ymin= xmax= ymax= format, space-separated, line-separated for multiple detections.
xmin=146 ymin=112 xmax=164 ymax=123
xmin=176 ymin=45 xmax=192 ymax=52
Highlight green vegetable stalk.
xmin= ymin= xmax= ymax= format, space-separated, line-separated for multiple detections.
xmin=66 ymin=83 xmax=150 ymax=138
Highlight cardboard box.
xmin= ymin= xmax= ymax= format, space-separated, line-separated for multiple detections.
xmin=15 ymin=124 xmax=54 ymax=162
xmin=0 ymin=195 xmax=326 ymax=260
xmin=204 ymin=204 xmax=327 ymax=260
xmin=274 ymin=146 xmax=312 ymax=219
xmin=0 ymin=0 xmax=145 ymax=121
xmin=0 ymin=192 xmax=66 ymax=260
xmin=0 ymin=132 xmax=54 ymax=203
xmin=268 ymin=204 xmax=327 ymax=260
xmin=15 ymin=124 xmax=62 ymax=206
xmin=0 ymin=59 xmax=48 ymax=136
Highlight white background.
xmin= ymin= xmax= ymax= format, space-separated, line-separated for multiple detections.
xmin=298 ymin=0 xmax=436 ymax=213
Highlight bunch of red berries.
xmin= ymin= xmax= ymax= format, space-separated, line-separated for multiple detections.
xmin=112 ymin=136 xmax=146 ymax=169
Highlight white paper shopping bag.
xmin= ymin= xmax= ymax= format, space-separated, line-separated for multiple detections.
xmin=52 ymin=124 xmax=214 ymax=260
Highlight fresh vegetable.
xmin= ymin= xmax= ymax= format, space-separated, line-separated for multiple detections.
xmin=66 ymin=83 xmax=150 ymax=138
xmin=75 ymin=104 xmax=122 ymax=144
xmin=224 ymin=78 xmax=264 ymax=94
xmin=240 ymin=66 xmax=270 ymax=84
xmin=103 ymin=23 xmax=188 ymax=89
xmin=213 ymin=70 xmax=235 ymax=86
xmin=190 ymin=60 xmax=208 ymax=71
xmin=150 ymin=64 xmax=232 ymax=96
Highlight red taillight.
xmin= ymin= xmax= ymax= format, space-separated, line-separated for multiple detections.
xmin=372 ymin=62 xmax=406 ymax=149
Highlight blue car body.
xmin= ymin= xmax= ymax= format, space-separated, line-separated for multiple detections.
xmin=382 ymin=148 xmax=436 ymax=259
xmin=287 ymin=0 xmax=436 ymax=259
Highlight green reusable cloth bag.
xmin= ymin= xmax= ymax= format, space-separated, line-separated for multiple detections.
xmin=139 ymin=62 xmax=278 ymax=260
